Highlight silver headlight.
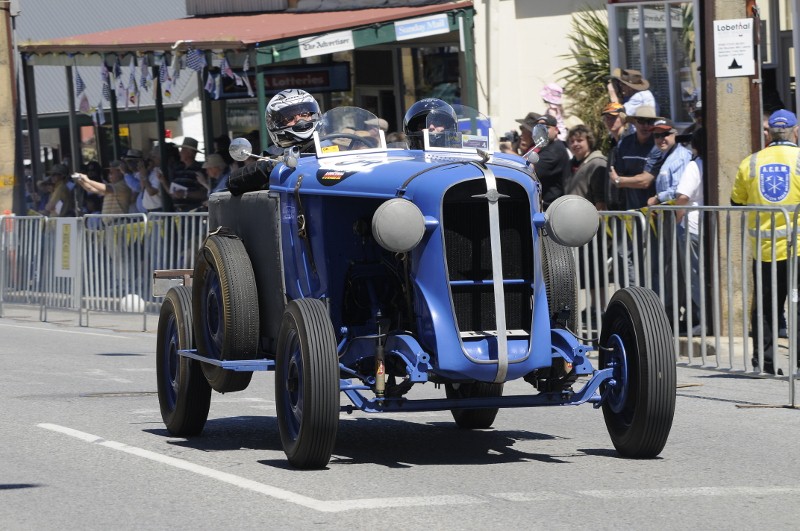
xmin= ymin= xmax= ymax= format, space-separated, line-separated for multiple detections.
xmin=544 ymin=195 xmax=599 ymax=247
xmin=372 ymin=198 xmax=425 ymax=253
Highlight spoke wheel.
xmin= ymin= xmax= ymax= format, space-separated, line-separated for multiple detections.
xmin=599 ymin=286 xmax=676 ymax=458
xmin=541 ymin=233 xmax=577 ymax=331
xmin=275 ymin=299 xmax=339 ymax=469
xmin=193 ymin=233 xmax=259 ymax=393
xmin=445 ymin=381 xmax=504 ymax=429
xmin=156 ymin=286 xmax=211 ymax=436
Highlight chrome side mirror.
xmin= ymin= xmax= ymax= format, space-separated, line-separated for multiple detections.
xmin=532 ymin=123 xmax=549 ymax=149
xmin=229 ymin=137 xmax=253 ymax=162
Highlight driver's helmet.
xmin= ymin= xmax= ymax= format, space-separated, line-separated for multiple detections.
xmin=266 ymin=89 xmax=321 ymax=148
xmin=403 ymin=98 xmax=458 ymax=149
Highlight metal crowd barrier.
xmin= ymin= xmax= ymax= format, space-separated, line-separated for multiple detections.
xmin=0 ymin=212 xmax=208 ymax=331
xmin=1 ymin=207 xmax=798 ymax=404
xmin=574 ymin=206 xmax=798 ymax=406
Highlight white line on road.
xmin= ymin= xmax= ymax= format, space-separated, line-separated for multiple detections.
xmin=0 ymin=322 xmax=132 ymax=339
xmin=37 ymin=423 xmax=800 ymax=512
xmin=37 ymin=423 xmax=481 ymax=513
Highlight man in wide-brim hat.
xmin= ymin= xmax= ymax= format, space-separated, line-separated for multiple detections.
xmin=608 ymin=67 xmax=657 ymax=117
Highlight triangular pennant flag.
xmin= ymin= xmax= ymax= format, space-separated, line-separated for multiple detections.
xmin=100 ymin=63 xmax=111 ymax=102
xmin=78 ymin=92 xmax=91 ymax=114
xmin=220 ymin=56 xmax=235 ymax=79
xmin=139 ymin=54 xmax=150 ymax=92
xmin=128 ymin=58 xmax=138 ymax=106
xmin=215 ymin=72 xmax=222 ymax=100
xmin=97 ymin=100 xmax=106 ymax=125
xmin=74 ymin=68 xmax=86 ymax=98
xmin=241 ymin=55 xmax=254 ymax=98
xmin=186 ymin=49 xmax=206 ymax=72
xmin=204 ymin=70 xmax=215 ymax=97
xmin=172 ymin=53 xmax=184 ymax=82
xmin=160 ymin=56 xmax=172 ymax=98
xmin=114 ymin=57 xmax=123 ymax=79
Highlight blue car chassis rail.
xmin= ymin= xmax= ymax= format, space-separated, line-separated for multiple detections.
xmin=178 ymin=348 xmax=617 ymax=413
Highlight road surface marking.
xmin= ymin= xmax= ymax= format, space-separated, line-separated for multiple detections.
xmin=37 ymin=423 xmax=481 ymax=512
xmin=0 ymin=322 xmax=131 ymax=339
xmin=36 ymin=423 xmax=800 ymax=511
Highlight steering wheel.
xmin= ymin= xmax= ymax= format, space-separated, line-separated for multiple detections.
xmin=318 ymin=133 xmax=377 ymax=150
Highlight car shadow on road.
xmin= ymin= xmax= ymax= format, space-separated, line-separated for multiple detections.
xmin=146 ymin=415 xmax=614 ymax=469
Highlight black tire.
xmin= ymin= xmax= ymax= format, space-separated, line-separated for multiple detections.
xmin=192 ymin=233 xmax=260 ymax=393
xmin=599 ymin=286 xmax=676 ymax=458
xmin=541 ymin=234 xmax=578 ymax=331
xmin=156 ymin=286 xmax=211 ymax=436
xmin=445 ymin=382 xmax=504 ymax=429
xmin=275 ymin=299 xmax=339 ymax=469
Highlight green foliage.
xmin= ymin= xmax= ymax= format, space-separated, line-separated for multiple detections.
xmin=558 ymin=6 xmax=612 ymax=154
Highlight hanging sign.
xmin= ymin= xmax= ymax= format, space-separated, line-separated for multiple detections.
xmin=713 ymin=18 xmax=755 ymax=78
xmin=395 ymin=14 xmax=450 ymax=41
xmin=299 ymin=31 xmax=354 ymax=58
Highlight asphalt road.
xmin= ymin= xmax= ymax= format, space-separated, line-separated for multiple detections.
xmin=2 ymin=306 xmax=800 ymax=530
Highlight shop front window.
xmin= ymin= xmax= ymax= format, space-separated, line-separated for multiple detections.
xmin=611 ymin=1 xmax=698 ymax=124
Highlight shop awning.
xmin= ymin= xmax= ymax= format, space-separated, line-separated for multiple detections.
xmin=19 ymin=1 xmax=473 ymax=59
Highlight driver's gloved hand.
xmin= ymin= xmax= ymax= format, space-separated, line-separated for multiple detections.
xmin=228 ymin=159 xmax=275 ymax=196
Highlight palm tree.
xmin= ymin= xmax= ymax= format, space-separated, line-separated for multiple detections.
xmin=558 ymin=6 xmax=612 ymax=153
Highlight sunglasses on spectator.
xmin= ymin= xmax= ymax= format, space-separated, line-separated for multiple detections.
xmin=635 ymin=119 xmax=655 ymax=125
xmin=653 ymin=132 xmax=674 ymax=139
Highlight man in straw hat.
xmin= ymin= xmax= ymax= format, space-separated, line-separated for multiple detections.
xmin=607 ymin=68 xmax=657 ymax=117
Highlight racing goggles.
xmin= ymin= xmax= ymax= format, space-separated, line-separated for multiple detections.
xmin=273 ymin=102 xmax=318 ymax=128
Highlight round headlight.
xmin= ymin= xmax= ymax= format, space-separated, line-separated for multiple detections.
xmin=544 ymin=195 xmax=599 ymax=247
xmin=372 ymin=198 xmax=425 ymax=253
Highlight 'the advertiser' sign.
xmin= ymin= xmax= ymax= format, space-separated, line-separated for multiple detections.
xmin=221 ymin=63 xmax=350 ymax=99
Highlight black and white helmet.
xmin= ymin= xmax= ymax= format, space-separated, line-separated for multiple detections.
xmin=266 ymin=89 xmax=321 ymax=148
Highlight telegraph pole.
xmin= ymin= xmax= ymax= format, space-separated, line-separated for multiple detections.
xmin=0 ymin=0 xmax=17 ymax=214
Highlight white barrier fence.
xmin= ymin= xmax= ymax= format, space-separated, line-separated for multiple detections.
xmin=0 ymin=207 xmax=797 ymax=405
xmin=0 ymin=212 xmax=208 ymax=330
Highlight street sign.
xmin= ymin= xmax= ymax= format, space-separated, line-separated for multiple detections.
xmin=713 ymin=18 xmax=755 ymax=78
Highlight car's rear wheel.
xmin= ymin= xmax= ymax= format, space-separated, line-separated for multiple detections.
xmin=445 ymin=381 xmax=504 ymax=429
xmin=275 ymin=299 xmax=339 ymax=469
xmin=193 ymin=233 xmax=259 ymax=393
xmin=599 ymin=286 xmax=675 ymax=458
xmin=156 ymin=286 xmax=211 ymax=436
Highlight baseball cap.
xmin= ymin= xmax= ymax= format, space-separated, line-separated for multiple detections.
xmin=652 ymin=119 xmax=677 ymax=133
xmin=602 ymin=102 xmax=624 ymax=116
xmin=768 ymin=109 xmax=797 ymax=129
xmin=535 ymin=114 xmax=558 ymax=127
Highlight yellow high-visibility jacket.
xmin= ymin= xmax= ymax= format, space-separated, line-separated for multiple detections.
xmin=732 ymin=142 xmax=800 ymax=261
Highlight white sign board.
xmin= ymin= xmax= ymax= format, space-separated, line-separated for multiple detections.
xmin=394 ymin=14 xmax=450 ymax=41
xmin=54 ymin=218 xmax=79 ymax=278
xmin=299 ymin=30 xmax=354 ymax=58
xmin=713 ymin=18 xmax=755 ymax=78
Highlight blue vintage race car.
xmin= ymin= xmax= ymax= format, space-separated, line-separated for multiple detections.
xmin=155 ymin=106 xmax=676 ymax=469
